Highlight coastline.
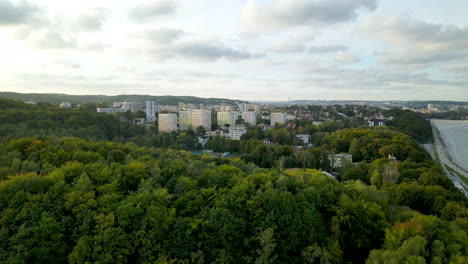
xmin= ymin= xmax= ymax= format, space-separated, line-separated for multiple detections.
xmin=431 ymin=120 xmax=468 ymax=196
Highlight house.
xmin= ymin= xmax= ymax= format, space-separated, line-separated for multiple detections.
xmin=261 ymin=138 xmax=271 ymax=145
xmin=286 ymin=123 xmax=297 ymax=129
xmin=296 ymin=134 xmax=310 ymax=145
xmin=329 ymin=153 xmax=353 ymax=168
xmin=368 ymin=118 xmax=386 ymax=127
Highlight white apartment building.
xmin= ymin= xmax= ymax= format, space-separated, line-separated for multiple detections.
xmin=146 ymin=100 xmax=156 ymax=121
xmin=270 ymin=112 xmax=287 ymax=126
xmin=217 ymin=111 xmax=239 ymax=126
xmin=242 ymin=111 xmax=257 ymax=126
xmin=238 ymin=103 xmax=262 ymax=113
xmin=192 ymin=110 xmax=211 ymax=131
xmin=122 ymin=102 xmax=144 ymax=112
xmin=97 ymin=108 xmax=126 ymax=115
xmin=179 ymin=110 xmax=193 ymax=130
xmin=158 ymin=113 xmax=178 ymax=133
xmin=227 ymin=126 xmax=247 ymax=140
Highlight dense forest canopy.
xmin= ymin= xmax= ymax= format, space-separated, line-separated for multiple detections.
xmin=0 ymin=97 xmax=466 ymax=263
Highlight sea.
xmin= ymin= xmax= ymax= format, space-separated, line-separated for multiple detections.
xmin=433 ymin=120 xmax=468 ymax=171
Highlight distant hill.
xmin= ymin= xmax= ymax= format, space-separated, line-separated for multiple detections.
xmin=0 ymin=92 xmax=245 ymax=106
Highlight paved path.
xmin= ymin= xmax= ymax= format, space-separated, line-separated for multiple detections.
xmin=431 ymin=121 xmax=468 ymax=197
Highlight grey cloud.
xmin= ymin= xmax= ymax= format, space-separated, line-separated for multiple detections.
xmin=308 ymin=45 xmax=348 ymax=53
xmin=173 ymin=41 xmax=254 ymax=61
xmin=241 ymin=0 xmax=377 ymax=32
xmin=0 ymin=0 xmax=39 ymax=25
xmin=143 ymin=28 xmax=184 ymax=42
xmin=362 ymin=15 xmax=468 ymax=65
xmin=129 ymin=0 xmax=177 ymax=22
xmin=137 ymin=28 xmax=260 ymax=61
xmin=75 ymin=8 xmax=109 ymax=31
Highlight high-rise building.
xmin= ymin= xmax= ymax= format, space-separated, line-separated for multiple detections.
xmin=179 ymin=111 xmax=193 ymax=130
xmin=158 ymin=114 xmax=177 ymax=133
xmin=146 ymin=100 xmax=156 ymax=121
xmin=192 ymin=110 xmax=211 ymax=131
xmin=217 ymin=111 xmax=239 ymax=126
xmin=242 ymin=111 xmax=257 ymax=126
xmin=271 ymin=112 xmax=287 ymax=126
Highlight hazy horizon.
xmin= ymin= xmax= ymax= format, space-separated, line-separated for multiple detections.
xmin=1 ymin=0 xmax=468 ymax=101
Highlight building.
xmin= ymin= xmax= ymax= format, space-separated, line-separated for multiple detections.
xmin=122 ymin=101 xmax=144 ymax=112
xmin=219 ymin=105 xmax=233 ymax=112
xmin=296 ymin=134 xmax=310 ymax=145
xmin=271 ymin=112 xmax=287 ymax=126
xmin=242 ymin=111 xmax=257 ymax=126
xmin=226 ymin=126 xmax=246 ymax=140
xmin=60 ymin=102 xmax=72 ymax=108
xmin=192 ymin=110 xmax=211 ymax=131
xmin=146 ymin=100 xmax=156 ymax=121
xmin=330 ymin=153 xmax=353 ymax=168
xmin=217 ymin=111 xmax=239 ymax=126
xmin=113 ymin=102 xmax=124 ymax=107
xmin=158 ymin=113 xmax=178 ymax=133
xmin=179 ymin=111 xmax=193 ymax=130
xmin=97 ymin=108 xmax=126 ymax=115
xmin=368 ymin=118 xmax=386 ymax=127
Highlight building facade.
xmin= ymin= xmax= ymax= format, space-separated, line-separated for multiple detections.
xmin=217 ymin=111 xmax=239 ymax=126
xmin=242 ymin=111 xmax=257 ymax=126
xmin=97 ymin=108 xmax=126 ymax=115
xmin=270 ymin=112 xmax=287 ymax=126
xmin=179 ymin=110 xmax=193 ymax=130
xmin=192 ymin=110 xmax=211 ymax=131
xmin=122 ymin=102 xmax=144 ymax=112
xmin=146 ymin=100 xmax=156 ymax=121
xmin=158 ymin=113 xmax=178 ymax=133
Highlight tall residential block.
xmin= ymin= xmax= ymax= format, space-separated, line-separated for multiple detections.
xmin=146 ymin=100 xmax=156 ymax=121
xmin=179 ymin=110 xmax=193 ymax=130
xmin=192 ymin=110 xmax=211 ymax=131
xmin=158 ymin=113 xmax=177 ymax=133
xmin=217 ymin=111 xmax=239 ymax=126
xmin=271 ymin=112 xmax=287 ymax=126
xmin=242 ymin=111 xmax=257 ymax=126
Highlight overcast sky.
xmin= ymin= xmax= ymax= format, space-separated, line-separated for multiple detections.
xmin=1 ymin=0 xmax=467 ymax=101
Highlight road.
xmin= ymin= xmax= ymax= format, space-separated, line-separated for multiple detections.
xmin=431 ymin=120 xmax=468 ymax=197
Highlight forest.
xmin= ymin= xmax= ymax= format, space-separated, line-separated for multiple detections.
xmin=0 ymin=98 xmax=467 ymax=263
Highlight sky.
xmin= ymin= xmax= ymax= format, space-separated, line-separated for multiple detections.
xmin=0 ymin=0 xmax=468 ymax=101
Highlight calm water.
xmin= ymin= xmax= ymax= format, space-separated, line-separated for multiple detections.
xmin=433 ymin=120 xmax=468 ymax=171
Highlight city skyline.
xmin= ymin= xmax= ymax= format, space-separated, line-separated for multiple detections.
xmin=1 ymin=0 xmax=468 ymax=101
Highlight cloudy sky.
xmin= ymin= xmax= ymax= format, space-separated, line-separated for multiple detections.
xmin=1 ymin=0 xmax=468 ymax=101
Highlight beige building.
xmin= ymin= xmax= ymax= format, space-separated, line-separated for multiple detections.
xmin=217 ymin=111 xmax=239 ymax=126
xmin=271 ymin=112 xmax=287 ymax=126
xmin=192 ymin=110 xmax=211 ymax=131
xmin=179 ymin=111 xmax=193 ymax=130
xmin=158 ymin=113 xmax=177 ymax=133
